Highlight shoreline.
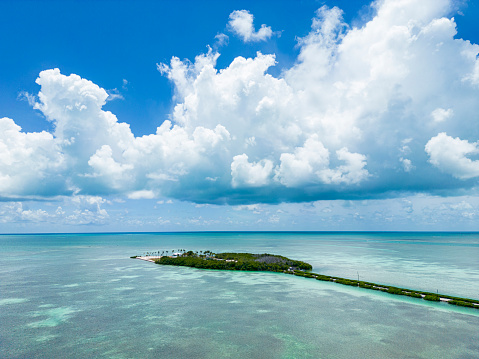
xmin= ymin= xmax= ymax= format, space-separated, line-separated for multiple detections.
xmin=136 ymin=256 xmax=163 ymax=263
xmin=134 ymin=253 xmax=479 ymax=310
xmin=289 ymin=270 xmax=479 ymax=309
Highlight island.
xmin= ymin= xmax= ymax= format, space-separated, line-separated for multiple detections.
xmin=132 ymin=250 xmax=479 ymax=310
xmin=132 ymin=250 xmax=312 ymax=271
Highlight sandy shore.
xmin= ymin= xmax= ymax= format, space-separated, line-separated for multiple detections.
xmin=136 ymin=256 xmax=163 ymax=263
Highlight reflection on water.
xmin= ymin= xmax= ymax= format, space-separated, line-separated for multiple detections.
xmin=1 ymin=232 xmax=478 ymax=358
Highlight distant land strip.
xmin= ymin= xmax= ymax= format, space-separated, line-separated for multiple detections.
xmin=131 ymin=250 xmax=479 ymax=310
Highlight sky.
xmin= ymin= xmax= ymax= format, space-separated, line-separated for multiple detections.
xmin=2 ymin=0 xmax=479 ymax=233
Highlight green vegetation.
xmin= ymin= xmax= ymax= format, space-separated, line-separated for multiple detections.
xmin=387 ymin=287 xmax=404 ymax=295
xmin=134 ymin=250 xmax=479 ymax=310
xmin=423 ymin=294 xmax=440 ymax=301
xmin=448 ymin=300 xmax=476 ymax=308
xmin=155 ymin=251 xmax=312 ymax=272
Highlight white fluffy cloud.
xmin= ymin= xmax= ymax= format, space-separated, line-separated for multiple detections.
xmin=0 ymin=117 xmax=64 ymax=196
xmin=231 ymin=154 xmax=273 ymax=188
xmin=431 ymin=108 xmax=453 ymax=123
xmin=0 ymin=202 xmax=51 ymax=223
xmin=228 ymin=10 xmax=273 ymax=42
xmin=425 ymin=133 xmax=479 ymax=179
xmin=3 ymin=0 xmax=479 ymax=204
xmin=275 ymin=136 xmax=331 ymax=187
xmin=273 ymin=136 xmax=368 ymax=187
xmin=0 ymin=195 xmax=109 ymax=226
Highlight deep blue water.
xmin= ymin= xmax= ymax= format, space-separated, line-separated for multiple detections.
xmin=1 ymin=232 xmax=478 ymax=358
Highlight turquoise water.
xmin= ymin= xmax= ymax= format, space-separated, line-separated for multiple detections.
xmin=1 ymin=232 xmax=478 ymax=358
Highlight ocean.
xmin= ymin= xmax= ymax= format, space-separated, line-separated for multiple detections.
xmin=1 ymin=232 xmax=478 ymax=358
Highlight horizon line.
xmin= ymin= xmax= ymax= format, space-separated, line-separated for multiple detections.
xmin=2 ymin=230 xmax=479 ymax=236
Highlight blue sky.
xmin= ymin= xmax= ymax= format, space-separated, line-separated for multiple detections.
xmin=2 ymin=0 xmax=479 ymax=233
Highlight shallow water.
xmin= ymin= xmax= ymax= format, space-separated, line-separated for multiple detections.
xmin=1 ymin=232 xmax=478 ymax=358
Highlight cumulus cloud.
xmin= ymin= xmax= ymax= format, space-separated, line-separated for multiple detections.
xmin=231 ymin=154 xmax=273 ymax=187
xmin=431 ymin=107 xmax=453 ymax=123
xmin=0 ymin=117 xmax=64 ymax=196
xmin=65 ymin=195 xmax=109 ymax=225
xmin=0 ymin=202 xmax=51 ymax=223
xmin=228 ymin=10 xmax=274 ymax=42
xmin=275 ymin=136 xmax=330 ymax=187
xmin=0 ymin=195 xmax=110 ymax=225
xmin=3 ymin=0 xmax=479 ymax=205
xmin=322 ymin=148 xmax=369 ymax=185
xmin=425 ymin=133 xmax=479 ymax=179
